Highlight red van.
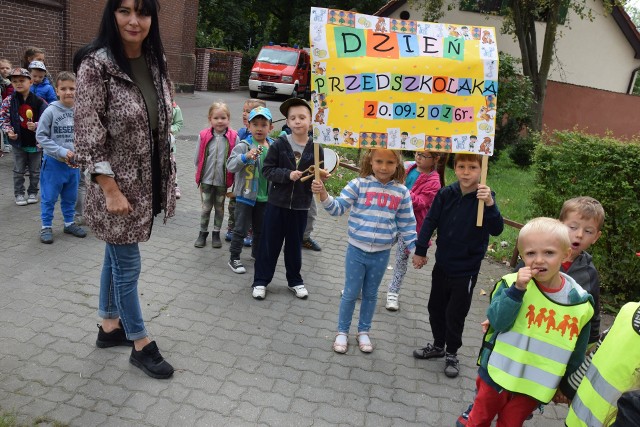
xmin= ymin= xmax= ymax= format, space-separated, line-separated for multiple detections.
xmin=248 ymin=44 xmax=311 ymax=99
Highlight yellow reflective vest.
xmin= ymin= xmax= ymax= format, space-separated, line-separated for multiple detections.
xmin=486 ymin=273 xmax=594 ymax=403
xmin=566 ymin=302 xmax=640 ymax=427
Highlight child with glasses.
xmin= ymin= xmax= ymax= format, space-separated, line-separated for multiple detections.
xmin=385 ymin=150 xmax=445 ymax=311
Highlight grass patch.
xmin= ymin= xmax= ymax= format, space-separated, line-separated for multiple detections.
xmin=483 ymin=155 xmax=534 ymax=264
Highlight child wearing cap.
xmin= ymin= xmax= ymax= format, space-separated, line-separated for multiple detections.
xmin=28 ymin=61 xmax=57 ymax=104
xmin=226 ymin=106 xmax=274 ymax=274
xmin=250 ymin=98 xmax=325 ymax=300
xmin=0 ymin=68 xmax=48 ymax=205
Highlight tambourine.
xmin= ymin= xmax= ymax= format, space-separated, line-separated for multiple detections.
xmin=300 ymin=147 xmax=339 ymax=182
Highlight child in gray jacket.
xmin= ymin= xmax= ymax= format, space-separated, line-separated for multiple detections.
xmin=226 ymin=106 xmax=273 ymax=274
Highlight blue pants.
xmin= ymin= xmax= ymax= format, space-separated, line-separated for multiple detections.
xmin=338 ymin=244 xmax=391 ymax=334
xmin=98 ymin=243 xmax=148 ymax=341
xmin=40 ymin=155 xmax=79 ymax=227
xmin=253 ymin=203 xmax=307 ymax=288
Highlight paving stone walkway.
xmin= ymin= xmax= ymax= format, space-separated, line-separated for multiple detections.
xmin=0 ymin=91 xmax=569 ymax=426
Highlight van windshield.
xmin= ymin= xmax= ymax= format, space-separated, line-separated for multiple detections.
xmin=256 ymin=48 xmax=299 ymax=66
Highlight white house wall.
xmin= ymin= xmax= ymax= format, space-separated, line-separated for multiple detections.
xmin=386 ymin=0 xmax=640 ymax=93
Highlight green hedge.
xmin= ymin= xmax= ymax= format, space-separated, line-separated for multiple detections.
xmin=531 ymin=131 xmax=640 ymax=301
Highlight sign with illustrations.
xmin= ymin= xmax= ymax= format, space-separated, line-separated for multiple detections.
xmin=309 ymin=7 xmax=498 ymax=155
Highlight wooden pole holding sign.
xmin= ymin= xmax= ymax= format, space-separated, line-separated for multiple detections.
xmin=314 ymin=143 xmax=321 ymax=200
xmin=476 ymin=155 xmax=489 ymax=227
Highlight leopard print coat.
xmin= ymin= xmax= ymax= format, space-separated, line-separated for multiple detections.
xmin=75 ymin=49 xmax=176 ymax=244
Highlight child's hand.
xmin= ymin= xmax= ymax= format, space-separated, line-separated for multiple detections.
xmin=412 ymin=255 xmax=428 ymax=269
xmin=516 ymin=266 xmax=536 ymax=290
xmin=311 ymin=179 xmax=328 ymax=201
xmin=552 ymin=389 xmax=570 ymax=405
xmin=66 ymin=151 xmax=75 ymax=161
xmin=477 ymin=184 xmax=494 ymax=206
xmin=248 ymin=148 xmax=259 ymax=161
xmin=7 ymin=129 xmax=17 ymax=140
xmin=319 ymin=168 xmax=331 ymax=181
xmin=290 ymin=170 xmax=303 ymax=181
xmin=481 ymin=319 xmax=490 ymax=333
xmin=27 ymin=122 xmax=36 ymax=131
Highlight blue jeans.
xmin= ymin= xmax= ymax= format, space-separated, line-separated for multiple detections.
xmin=12 ymin=147 xmax=41 ymax=196
xmin=98 ymin=243 xmax=148 ymax=341
xmin=40 ymin=155 xmax=79 ymax=227
xmin=338 ymin=244 xmax=390 ymax=334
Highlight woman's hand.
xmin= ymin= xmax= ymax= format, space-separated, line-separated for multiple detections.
xmin=104 ymin=189 xmax=133 ymax=215
xmin=95 ymin=175 xmax=133 ymax=216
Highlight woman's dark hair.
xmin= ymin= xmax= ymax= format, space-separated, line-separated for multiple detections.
xmin=73 ymin=0 xmax=166 ymax=78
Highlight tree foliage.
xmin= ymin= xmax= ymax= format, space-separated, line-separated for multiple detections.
xmin=197 ymin=0 xmax=389 ymax=51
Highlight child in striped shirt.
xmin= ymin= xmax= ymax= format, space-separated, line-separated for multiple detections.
xmin=311 ymin=148 xmax=417 ymax=354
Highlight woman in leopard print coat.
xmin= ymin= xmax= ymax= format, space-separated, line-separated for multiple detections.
xmin=74 ymin=0 xmax=175 ymax=379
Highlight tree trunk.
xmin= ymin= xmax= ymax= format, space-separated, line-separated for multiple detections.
xmin=511 ymin=0 xmax=562 ymax=131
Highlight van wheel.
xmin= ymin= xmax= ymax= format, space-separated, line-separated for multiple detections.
xmin=249 ymin=90 xmax=258 ymax=98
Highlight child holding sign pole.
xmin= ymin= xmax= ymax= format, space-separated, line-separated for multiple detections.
xmin=412 ymin=153 xmax=503 ymax=378
xmin=312 ymin=148 xmax=417 ymax=354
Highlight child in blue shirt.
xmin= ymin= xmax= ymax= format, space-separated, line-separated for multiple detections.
xmin=28 ymin=61 xmax=57 ymax=104
xmin=312 ymin=148 xmax=417 ymax=354
xmin=36 ymin=71 xmax=86 ymax=243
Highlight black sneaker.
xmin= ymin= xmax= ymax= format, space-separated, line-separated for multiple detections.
xmin=129 ymin=341 xmax=174 ymax=379
xmin=96 ymin=321 xmax=133 ymax=348
xmin=413 ymin=343 xmax=445 ymax=359
xmin=445 ymin=353 xmax=460 ymax=378
xmin=228 ymin=259 xmax=246 ymax=274
xmin=64 ymin=223 xmax=87 ymax=238
xmin=456 ymin=404 xmax=473 ymax=426
xmin=302 ymin=237 xmax=321 ymax=251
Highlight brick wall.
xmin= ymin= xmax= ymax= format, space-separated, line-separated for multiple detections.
xmin=543 ymin=80 xmax=640 ymax=140
xmin=0 ymin=0 xmax=65 ymax=74
xmin=0 ymin=0 xmax=197 ymax=87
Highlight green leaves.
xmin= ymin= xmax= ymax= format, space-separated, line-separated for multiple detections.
xmin=531 ymin=131 xmax=640 ymax=300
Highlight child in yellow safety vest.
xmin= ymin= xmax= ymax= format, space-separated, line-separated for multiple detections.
xmin=466 ymin=218 xmax=594 ymax=426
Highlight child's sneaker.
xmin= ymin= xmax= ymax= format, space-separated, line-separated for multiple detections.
xmin=302 ymin=237 xmax=322 ymax=251
xmin=413 ymin=343 xmax=445 ymax=359
xmin=243 ymin=232 xmax=252 ymax=247
xmin=456 ymin=404 xmax=473 ymax=427
xmin=27 ymin=194 xmax=38 ymax=204
xmin=15 ymin=195 xmax=27 ymax=206
xmin=64 ymin=223 xmax=87 ymax=238
xmin=225 ymin=229 xmax=233 ymax=242
xmin=40 ymin=227 xmax=53 ymax=244
xmin=175 ymin=185 xmax=181 ymax=199
xmin=385 ymin=292 xmax=399 ymax=311
xmin=252 ymin=286 xmax=266 ymax=300
xmin=228 ymin=259 xmax=246 ymax=274
xmin=289 ymin=284 xmax=309 ymax=299
xmin=444 ymin=353 xmax=460 ymax=378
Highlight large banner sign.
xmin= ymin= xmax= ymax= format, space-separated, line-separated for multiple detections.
xmin=309 ymin=7 xmax=498 ymax=155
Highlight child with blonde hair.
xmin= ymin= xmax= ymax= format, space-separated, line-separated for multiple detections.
xmin=194 ymin=101 xmax=238 ymax=248
xmin=312 ymin=148 xmax=417 ymax=353
xmin=466 ymin=217 xmax=593 ymax=426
